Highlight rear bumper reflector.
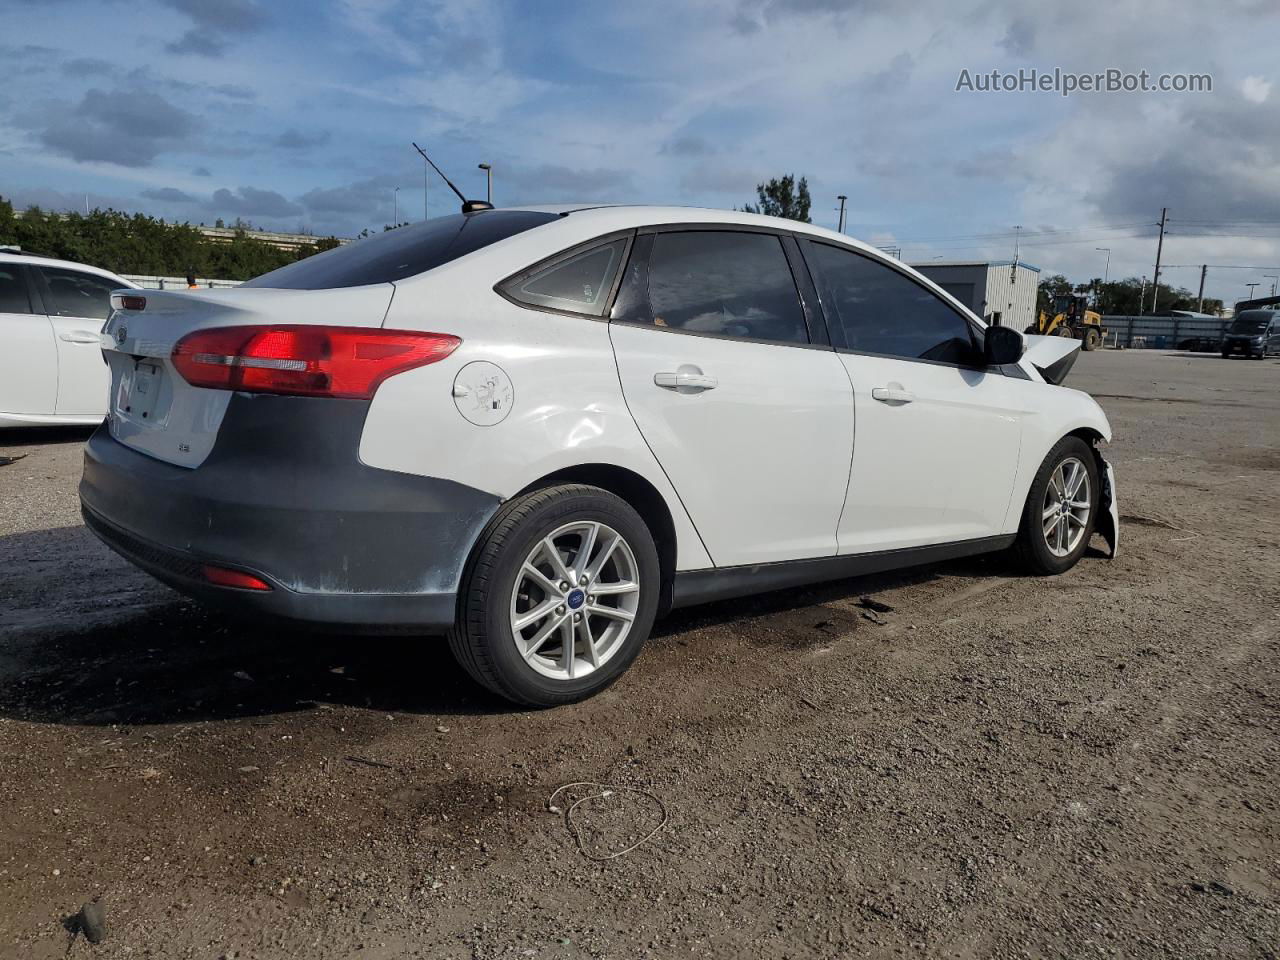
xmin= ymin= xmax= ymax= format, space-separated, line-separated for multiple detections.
xmin=202 ymin=565 xmax=272 ymax=591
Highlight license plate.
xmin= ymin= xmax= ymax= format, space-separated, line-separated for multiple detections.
xmin=121 ymin=360 xmax=162 ymax=422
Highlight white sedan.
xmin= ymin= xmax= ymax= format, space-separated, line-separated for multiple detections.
xmin=0 ymin=252 xmax=137 ymax=427
xmin=80 ymin=204 xmax=1119 ymax=706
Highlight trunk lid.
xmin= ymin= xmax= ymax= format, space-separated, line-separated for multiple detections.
xmin=102 ymin=284 xmax=394 ymax=468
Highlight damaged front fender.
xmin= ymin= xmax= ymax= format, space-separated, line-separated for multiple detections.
xmin=1092 ymin=449 xmax=1119 ymax=559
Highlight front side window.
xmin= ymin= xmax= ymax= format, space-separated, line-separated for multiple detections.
xmin=0 ymin=266 xmax=33 ymax=315
xmin=640 ymin=231 xmax=808 ymax=345
xmin=502 ymin=238 xmax=627 ymax=315
xmin=38 ymin=267 xmax=115 ymax=320
xmin=807 ymin=241 xmax=977 ymax=364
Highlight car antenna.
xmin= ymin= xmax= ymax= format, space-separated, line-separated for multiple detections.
xmin=412 ymin=142 xmax=493 ymax=214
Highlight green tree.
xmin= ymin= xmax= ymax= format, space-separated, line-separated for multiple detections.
xmin=1091 ymin=278 xmax=1221 ymax=316
xmin=1035 ymin=273 xmax=1074 ymax=315
xmin=741 ymin=174 xmax=812 ymax=223
xmin=0 ymin=195 xmax=344 ymax=281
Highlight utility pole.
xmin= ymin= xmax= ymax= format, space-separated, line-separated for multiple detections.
xmin=1150 ymin=207 xmax=1167 ymax=313
xmin=1265 ymin=274 xmax=1279 ymax=297
xmin=836 ymin=195 xmax=847 ymax=234
xmin=393 ymin=186 xmax=400 ymax=228
xmin=1011 ymin=225 xmax=1022 ymax=285
xmin=1096 ymin=247 xmax=1111 ymax=311
xmin=1139 ymin=276 xmax=1147 ymax=315
xmin=1197 ymin=264 xmax=1207 ymax=313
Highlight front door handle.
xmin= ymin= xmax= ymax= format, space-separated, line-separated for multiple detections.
xmin=654 ymin=370 xmax=718 ymax=392
xmin=871 ymin=384 xmax=914 ymax=404
xmin=59 ymin=331 xmax=102 ymax=344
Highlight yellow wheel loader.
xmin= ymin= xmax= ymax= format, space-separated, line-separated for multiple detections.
xmin=1027 ymin=294 xmax=1106 ymax=351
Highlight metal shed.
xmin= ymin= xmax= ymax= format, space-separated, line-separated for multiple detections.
xmin=910 ymin=260 xmax=1042 ymax=330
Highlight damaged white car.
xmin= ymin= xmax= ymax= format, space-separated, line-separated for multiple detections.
xmin=80 ymin=205 xmax=1118 ymax=706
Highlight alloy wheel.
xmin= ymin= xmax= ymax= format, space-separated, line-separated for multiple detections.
xmin=508 ymin=521 xmax=640 ymax=681
xmin=1042 ymin=457 xmax=1091 ymax=557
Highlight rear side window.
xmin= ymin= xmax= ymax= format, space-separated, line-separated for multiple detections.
xmin=501 ymin=238 xmax=627 ymax=316
xmin=38 ymin=266 xmax=115 ymax=320
xmin=641 ymin=231 xmax=808 ymax=345
xmin=806 ymin=241 xmax=977 ymax=365
xmin=244 ymin=211 xmax=560 ymax=290
xmin=0 ymin=266 xmax=32 ymax=314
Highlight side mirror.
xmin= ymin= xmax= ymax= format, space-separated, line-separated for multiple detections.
xmin=984 ymin=324 xmax=1025 ymax=366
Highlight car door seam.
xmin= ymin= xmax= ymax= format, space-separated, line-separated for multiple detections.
xmin=605 ymin=320 xmax=718 ymax=568
xmin=832 ymin=350 xmax=858 ymax=554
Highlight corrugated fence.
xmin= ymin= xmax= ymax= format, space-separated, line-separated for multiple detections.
xmin=1101 ymin=315 xmax=1229 ymax=349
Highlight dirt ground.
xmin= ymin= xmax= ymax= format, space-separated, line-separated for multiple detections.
xmin=1 ymin=349 xmax=1277 ymax=960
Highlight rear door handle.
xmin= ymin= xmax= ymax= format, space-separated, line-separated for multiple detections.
xmin=59 ymin=331 xmax=102 ymax=344
xmin=654 ymin=370 xmax=718 ymax=392
xmin=871 ymin=384 xmax=914 ymax=404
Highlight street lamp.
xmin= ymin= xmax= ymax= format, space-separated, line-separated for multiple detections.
xmin=836 ymin=195 xmax=847 ymax=234
xmin=478 ymin=163 xmax=492 ymax=205
xmin=1245 ymin=282 xmax=1260 ymax=302
xmin=393 ymin=186 xmax=400 ymax=227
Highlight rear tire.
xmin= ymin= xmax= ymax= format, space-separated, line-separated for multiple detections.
xmin=447 ymin=484 xmax=660 ymax=707
xmin=1082 ymin=327 xmax=1101 ymax=351
xmin=1012 ymin=437 xmax=1100 ymax=576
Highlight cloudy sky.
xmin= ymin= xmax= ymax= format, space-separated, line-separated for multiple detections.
xmin=2 ymin=0 xmax=1278 ymax=302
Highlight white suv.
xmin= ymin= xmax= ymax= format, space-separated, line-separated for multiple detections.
xmin=80 ymin=205 xmax=1118 ymax=706
xmin=0 ymin=251 xmax=137 ymax=427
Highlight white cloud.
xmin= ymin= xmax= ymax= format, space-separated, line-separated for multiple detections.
xmin=1242 ymin=75 xmax=1271 ymax=104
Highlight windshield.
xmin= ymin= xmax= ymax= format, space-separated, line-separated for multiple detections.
xmin=244 ymin=210 xmax=560 ymax=289
xmin=1230 ymin=313 xmax=1272 ymax=334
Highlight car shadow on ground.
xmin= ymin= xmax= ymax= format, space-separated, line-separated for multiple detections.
xmin=1165 ymin=351 xmax=1278 ymax=362
xmin=0 ymin=524 xmax=1090 ymax=728
xmin=0 ymin=425 xmax=96 ymax=450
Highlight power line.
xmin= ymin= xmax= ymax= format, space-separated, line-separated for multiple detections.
xmin=1161 ymin=263 xmax=1280 ymax=270
xmin=907 ymin=231 xmax=1157 ymax=252
xmin=895 ymin=222 xmax=1152 ymax=243
xmin=1170 ymin=218 xmax=1280 ymax=225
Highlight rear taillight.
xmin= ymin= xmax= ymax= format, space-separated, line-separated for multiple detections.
xmin=171 ymin=325 xmax=461 ymax=399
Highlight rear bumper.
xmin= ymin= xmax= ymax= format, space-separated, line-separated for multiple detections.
xmin=79 ymin=396 xmax=502 ymax=631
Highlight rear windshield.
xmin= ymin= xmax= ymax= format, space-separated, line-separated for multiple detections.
xmin=1230 ymin=313 xmax=1271 ymax=333
xmin=243 ymin=210 xmax=560 ymax=289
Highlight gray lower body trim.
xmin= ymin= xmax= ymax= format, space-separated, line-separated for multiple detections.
xmin=671 ymin=535 xmax=1016 ymax=609
xmin=79 ymin=395 xmax=502 ymax=631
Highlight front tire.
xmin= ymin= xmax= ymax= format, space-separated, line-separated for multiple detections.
xmin=448 ymin=484 xmax=660 ymax=707
xmin=1012 ymin=437 xmax=1100 ymax=576
xmin=1082 ymin=327 xmax=1101 ymax=351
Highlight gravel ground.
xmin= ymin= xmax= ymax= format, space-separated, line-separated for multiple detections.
xmin=1 ymin=349 xmax=1277 ymax=959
